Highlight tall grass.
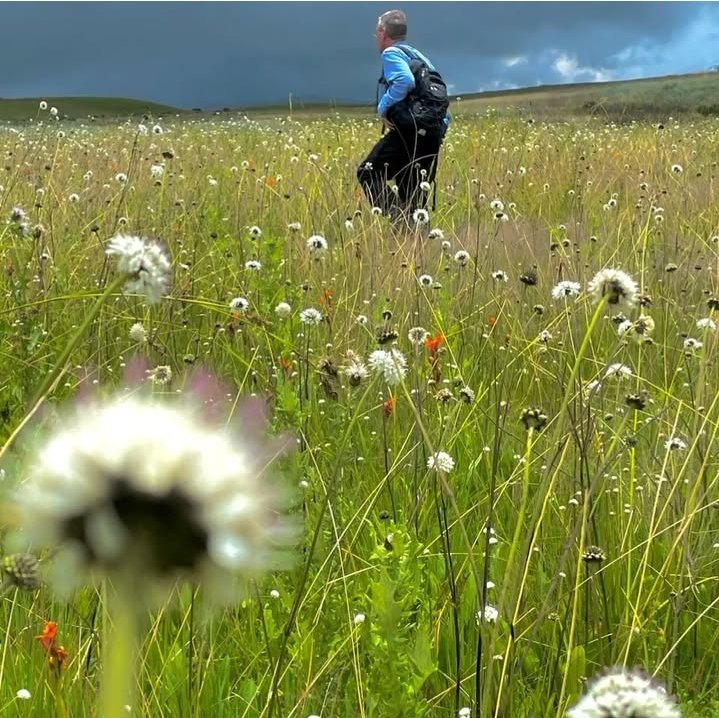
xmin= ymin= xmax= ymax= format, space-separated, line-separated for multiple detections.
xmin=0 ymin=109 xmax=717 ymax=717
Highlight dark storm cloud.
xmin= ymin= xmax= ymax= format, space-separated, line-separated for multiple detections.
xmin=0 ymin=2 xmax=717 ymax=108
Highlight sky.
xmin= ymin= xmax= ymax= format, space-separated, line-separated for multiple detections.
xmin=1 ymin=2 xmax=717 ymax=109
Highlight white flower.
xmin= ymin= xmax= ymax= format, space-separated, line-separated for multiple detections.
xmin=566 ymin=667 xmax=680 ymax=718
xmin=299 ymin=308 xmax=323 ymax=326
xmin=270 ymin=589 xmax=280 ymax=599
xmin=129 ymin=322 xmax=147 ymax=343
xmin=370 ymin=206 xmax=382 ymax=216
xmin=50 ymin=106 xmax=58 ymax=117
xmin=307 ymin=235 xmax=328 ymax=254
xmin=551 ymin=281 xmax=581 ymax=299
xmin=68 ymin=193 xmax=80 ymax=203
xmin=16 ymin=689 xmax=31 ymax=700
xmin=664 ymin=436 xmax=687 ymax=451
xmin=152 ymin=124 xmax=163 ymax=135
xmin=454 ymin=250 xmax=470 ymax=266
xmin=151 ymin=164 xmax=165 ymax=178
xmin=696 ymin=317 xmax=716 ymax=332
xmin=342 ymin=359 xmax=369 ymax=386
xmin=477 ymin=604 xmax=499 ymax=623
xmin=587 ymin=268 xmax=638 ymax=308
xmin=427 ymin=451 xmax=455 ymax=473
xmin=106 ymin=234 xmax=171 ymax=305
xmin=618 ymin=315 xmax=655 ymax=342
xmin=287 ymin=222 xmax=302 ymax=233
xmin=671 ymin=164 xmax=683 ymax=173
xmin=344 ymin=219 xmax=354 ymax=231
xmin=412 ymin=208 xmax=430 ymax=225
xmin=355 ymin=314 xmax=368 ymax=325
xmin=418 ymin=274 xmax=433 ymax=287
xmin=408 ymin=327 xmax=429 ymax=346
xmin=538 ymin=330 xmax=552 ymax=343
xmin=490 ymin=199 xmax=504 ymax=211
xmin=39 ymin=100 xmax=47 ymax=110
xmin=248 ymin=226 xmax=262 ymax=239
xmin=604 ymin=363 xmax=633 ymax=380
xmin=275 ymin=302 xmax=291 ymax=318
xmin=683 ymin=337 xmax=703 ymax=350
xmin=353 ymin=612 xmax=366 ymax=625
xmin=368 ymin=348 xmax=407 ymax=386
xmin=428 ymin=228 xmax=445 ymax=240
xmin=245 ymin=260 xmax=262 ymax=271
xmin=115 ymin=172 xmax=127 ymax=183
xmin=459 ymin=708 xmax=471 ymax=718
xmin=230 ymin=297 xmax=249 ymax=312
xmin=491 ymin=270 xmax=508 ymax=282
xmin=13 ymin=395 xmax=296 ymax=602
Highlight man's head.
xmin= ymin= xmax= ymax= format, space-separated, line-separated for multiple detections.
xmin=376 ymin=9 xmax=407 ymax=52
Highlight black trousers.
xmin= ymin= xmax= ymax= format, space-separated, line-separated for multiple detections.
xmin=357 ymin=126 xmax=442 ymax=215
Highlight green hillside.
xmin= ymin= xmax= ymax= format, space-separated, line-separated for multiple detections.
xmin=0 ymin=96 xmax=182 ymax=122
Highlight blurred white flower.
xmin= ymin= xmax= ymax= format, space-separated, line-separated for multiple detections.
xmin=275 ymin=302 xmax=291 ymax=318
xmin=427 ymin=451 xmax=455 ymax=473
xmin=551 ymin=281 xmax=581 ymax=299
xmin=368 ymin=348 xmax=407 ymax=386
xmin=588 ymin=269 xmax=638 ymax=309
xmin=299 ymin=308 xmax=323 ymax=326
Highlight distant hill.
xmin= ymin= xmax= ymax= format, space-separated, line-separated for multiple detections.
xmin=2 ymin=71 xmax=718 ymax=123
xmin=450 ymin=70 xmax=719 ymax=119
xmin=0 ymin=97 xmax=183 ymax=122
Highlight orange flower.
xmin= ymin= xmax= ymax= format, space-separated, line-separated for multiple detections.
xmin=35 ymin=621 xmax=57 ymax=652
xmin=383 ymin=395 xmax=396 ymax=417
xmin=425 ymin=333 xmax=445 ymax=353
xmin=266 ymin=176 xmax=276 ymax=188
xmin=487 ymin=316 xmax=497 ymax=329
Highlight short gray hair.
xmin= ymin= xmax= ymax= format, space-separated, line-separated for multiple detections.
xmin=378 ymin=9 xmax=407 ymax=40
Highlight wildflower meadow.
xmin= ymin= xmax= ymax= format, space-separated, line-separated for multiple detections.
xmin=0 ymin=105 xmax=718 ymax=718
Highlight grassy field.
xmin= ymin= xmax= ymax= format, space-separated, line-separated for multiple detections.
xmin=0 ymin=105 xmax=717 ymax=718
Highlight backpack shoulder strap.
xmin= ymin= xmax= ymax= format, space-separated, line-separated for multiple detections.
xmin=393 ymin=44 xmax=420 ymax=62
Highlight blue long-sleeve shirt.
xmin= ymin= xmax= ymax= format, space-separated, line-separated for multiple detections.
xmin=377 ymin=43 xmax=451 ymax=128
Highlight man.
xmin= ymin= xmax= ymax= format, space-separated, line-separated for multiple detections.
xmin=357 ymin=9 xmax=449 ymax=223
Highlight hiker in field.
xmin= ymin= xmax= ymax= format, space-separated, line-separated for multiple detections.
xmin=357 ymin=9 xmax=450 ymax=225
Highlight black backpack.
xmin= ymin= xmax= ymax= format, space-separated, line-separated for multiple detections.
xmin=384 ymin=45 xmax=449 ymax=133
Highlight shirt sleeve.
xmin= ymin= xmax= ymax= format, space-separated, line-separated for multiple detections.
xmin=377 ymin=47 xmax=415 ymax=117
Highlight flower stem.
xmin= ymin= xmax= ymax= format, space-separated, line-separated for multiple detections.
xmin=101 ymin=581 xmax=139 ymax=718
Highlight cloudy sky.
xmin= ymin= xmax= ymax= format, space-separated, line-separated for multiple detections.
xmin=1 ymin=2 xmax=717 ymax=109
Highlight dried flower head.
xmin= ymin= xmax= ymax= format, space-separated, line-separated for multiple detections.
xmin=1 ymin=554 xmax=41 ymax=592
xmin=520 ymin=407 xmax=548 ymax=432
xmin=582 ymin=545 xmax=606 ymax=563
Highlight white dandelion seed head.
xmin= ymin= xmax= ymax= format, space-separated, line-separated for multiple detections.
xmin=551 ymin=281 xmax=581 ymax=300
xmin=368 ymin=348 xmax=407 ymax=386
xmin=150 ymin=164 xmax=165 ymax=178
xmin=129 ymin=322 xmax=147 ymax=343
xmin=341 ymin=359 xmax=369 ymax=385
xmin=307 ymin=235 xmax=328 ymax=254
xmin=671 ymin=164 xmax=683 ymax=173
xmin=106 ymin=234 xmax=171 ymax=305
xmin=68 ymin=193 xmax=80 ymax=203
xmin=587 ymin=268 xmax=638 ymax=309
xmin=418 ymin=274 xmax=434 ymax=287
xmin=275 ymin=302 xmax=292 ymax=318
xmin=152 ymin=124 xmax=163 ymax=135
xmin=490 ymin=199 xmax=504 ymax=211
xmin=229 ymin=297 xmax=250 ymax=312
xmin=14 ymin=394 xmax=297 ymax=602
xmin=39 ymin=100 xmax=48 ymax=110
xmin=115 ymin=172 xmax=127 ymax=184
xmin=428 ymin=228 xmax=445 ymax=240
xmin=299 ymin=308 xmax=323 ymax=326
xmin=287 ymin=222 xmax=302 ymax=233
xmin=491 ymin=270 xmax=508 ymax=282
xmin=427 ymin=451 xmax=455 ymax=473
xmin=245 ymin=260 xmax=262 ymax=271
xmin=567 ymin=667 xmax=680 ymax=718
xmin=696 ymin=317 xmax=716 ymax=332
xmin=412 ymin=208 xmax=430 ymax=225
xmin=248 ymin=226 xmax=262 ymax=239
xmin=683 ymin=337 xmax=703 ymax=350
